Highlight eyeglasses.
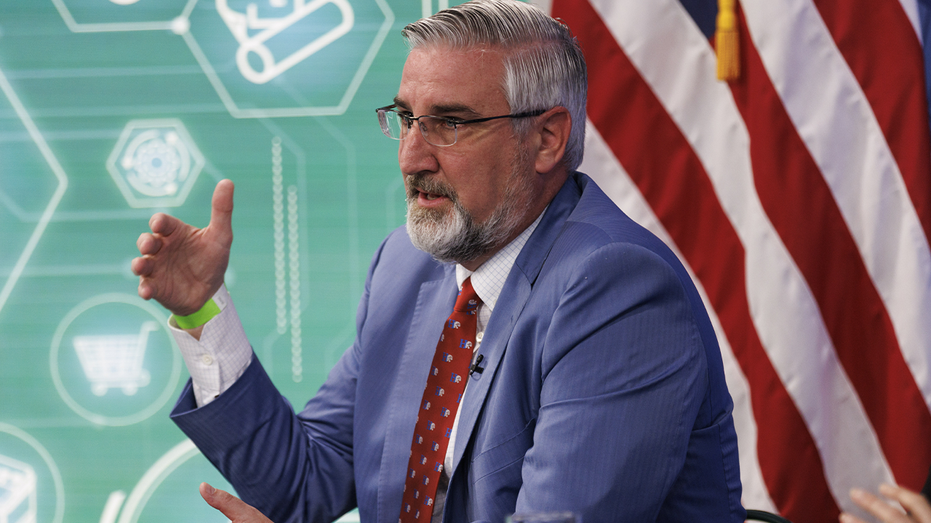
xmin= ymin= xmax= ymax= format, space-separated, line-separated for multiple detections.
xmin=376 ymin=104 xmax=546 ymax=147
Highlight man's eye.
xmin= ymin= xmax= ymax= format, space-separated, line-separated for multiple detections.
xmin=440 ymin=118 xmax=461 ymax=130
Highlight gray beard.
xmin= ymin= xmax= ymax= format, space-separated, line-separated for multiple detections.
xmin=405 ymin=174 xmax=527 ymax=265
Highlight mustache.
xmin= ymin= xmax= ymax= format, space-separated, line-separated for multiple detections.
xmin=406 ymin=175 xmax=458 ymax=203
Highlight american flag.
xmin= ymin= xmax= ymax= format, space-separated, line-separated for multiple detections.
xmin=542 ymin=0 xmax=931 ymax=521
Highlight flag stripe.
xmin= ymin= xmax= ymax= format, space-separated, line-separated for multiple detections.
xmin=899 ymin=0 xmax=924 ymax=46
xmin=584 ymin=0 xmax=900 ymax=515
xmin=590 ymin=0 xmax=897 ymax=514
xmin=738 ymin=1 xmax=931 ymax=491
xmin=551 ymin=1 xmax=840 ymax=520
xmin=811 ymin=0 xmax=931 ymax=246
xmin=742 ymin=0 xmax=931 ymax=412
xmin=808 ymin=0 xmax=931 ymax=419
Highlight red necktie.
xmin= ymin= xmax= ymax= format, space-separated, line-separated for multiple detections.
xmin=399 ymin=278 xmax=481 ymax=523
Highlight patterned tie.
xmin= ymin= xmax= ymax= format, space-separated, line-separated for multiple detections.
xmin=399 ymin=278 xmax=481 ymax=523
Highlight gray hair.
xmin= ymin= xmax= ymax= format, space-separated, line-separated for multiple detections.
xmin=403 ymin=0 xmax=587 ymax=171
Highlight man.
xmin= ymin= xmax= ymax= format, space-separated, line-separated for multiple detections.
xmin=132 ymin=1 xmax=744 ymax=521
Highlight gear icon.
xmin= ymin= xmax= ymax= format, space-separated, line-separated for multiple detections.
xmin=107 ymin=120 xmax=204 ymax=208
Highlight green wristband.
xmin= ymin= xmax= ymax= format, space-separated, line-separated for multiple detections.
xmin=173 ymin=298 xmax=221 ymax=330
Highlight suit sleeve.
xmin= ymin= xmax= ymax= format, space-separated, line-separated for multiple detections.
xmin=169 ymin=235 xmax=390 ymax=523
xmin=514 ymin=241 xmax=711 ymax=522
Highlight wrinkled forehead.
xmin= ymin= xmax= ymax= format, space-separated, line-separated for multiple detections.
xmin=397 ymin=45 xmax=509 ymax=114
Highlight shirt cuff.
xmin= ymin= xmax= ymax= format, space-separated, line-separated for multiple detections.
xmin=169 ymin=285 xmax=253 ymax=407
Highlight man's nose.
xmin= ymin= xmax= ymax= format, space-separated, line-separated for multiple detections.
xmin=398 ymin=123 xmax=439 ymax=176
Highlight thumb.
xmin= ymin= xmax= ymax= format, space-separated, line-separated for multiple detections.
xmin=199 ymin=482 xmax=272 ymax=523
xmin=209 ymin=179 xmax=235 ymax=243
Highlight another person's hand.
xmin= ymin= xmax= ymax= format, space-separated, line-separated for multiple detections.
xmin=199 ymin=482 xmax=273 ymax=523
xmin=132 ymin=180 xmax=234 ymax=316
xmin=840 ymin=484 xmax=931 ymax=523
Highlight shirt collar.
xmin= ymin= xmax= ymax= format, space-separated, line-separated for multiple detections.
xmin=455 ymin=208 xmax=546 ymax=312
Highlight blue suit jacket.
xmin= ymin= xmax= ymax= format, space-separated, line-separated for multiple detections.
xmin=172 ymin=173 xmax=744 ymax=523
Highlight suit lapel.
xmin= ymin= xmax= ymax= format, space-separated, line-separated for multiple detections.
xmin=376 ymin=270 xmax=457 ymax=522
xmin=451 ymin=267 xmax=532 ymax=473
xmin=450 ymin=174 xmax=584 ymax=474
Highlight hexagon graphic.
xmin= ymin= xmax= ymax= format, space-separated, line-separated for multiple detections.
xmin=51 ymin=0 xmax=196 ymax=33
xmin=182 ymin=0 xmax=394 ymax=117
xmin=107 ymin=119 xmax=205 ymax=208
xmin=0 ymin=68 xmax=68 ymax=317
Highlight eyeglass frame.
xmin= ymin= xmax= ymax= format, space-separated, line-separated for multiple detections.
xmin=376 ymin=104 xmax=547 ymax=147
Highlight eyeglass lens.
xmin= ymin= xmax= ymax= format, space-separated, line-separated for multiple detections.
xmin=380 ymin=111 xmax=458 ymax=147
xmin=379 ymin=110 xmax=404 ymax=140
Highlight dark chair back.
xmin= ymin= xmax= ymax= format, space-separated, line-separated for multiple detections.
xmin=745 ymin=509 xmax=793 ymax=523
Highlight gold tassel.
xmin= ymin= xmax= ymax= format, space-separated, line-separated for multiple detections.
xmin=716 ymin=0 xmax=740 ymax=81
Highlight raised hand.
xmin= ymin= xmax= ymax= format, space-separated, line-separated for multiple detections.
xmin=199 ymin=483 xmax=274 ymax=523
xmin=132 ymin=180 xmax=234 ymax=316
xmin=841 ymin=484 xmax=931 ymax=523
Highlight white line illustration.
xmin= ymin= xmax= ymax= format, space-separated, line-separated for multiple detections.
xmin=51 ymin=0 xmax=197 ymax=34
xmin=0 ymin=67 xmax=69 ymax=318
xmin=0 ymin=424 xmax=65 ymax=523
xmin=422 ymin=0 xmax=448 ymax=18
xmin=103 ymin=438 xmax=360 ymax=522
xmin=120 ymin=129 xmax=192 ymax=198
xmin=73 ymin=321 xmax=158 ymax=397
xmin=106 ymin=119 xmax=205 ymax=208
xmin=272 ymin=137 xmax=288 ymax=335
xmin=287 ymin=185 xmax=303 ymax=383
xmin=183 ymin=0 xmax=394 ymax=117
xmin=217 ymin=0 xmax=355 ymax=84
xmin=114 ymin=439 xmax=198 ymax=523
xmin=50 ymin=294 xmax=182 ymax=427
xmin=0 ymin=454 xmax=36 ymax=523
xmin=98 ymin=491 xmax=126 ymax=523
xmin=270 ymin=137 xmax=304 ymax=382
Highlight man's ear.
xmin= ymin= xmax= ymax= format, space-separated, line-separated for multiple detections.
xmin=533 ymin=106 xmax=572 ymax=174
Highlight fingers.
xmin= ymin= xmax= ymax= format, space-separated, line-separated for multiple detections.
xmin=209 ymin=179 xmax=235 ymax=244
xmin=132 ymin=233 xmax=157 ymax=299
xmin=131 ymin=180 xmax=234 ymax=312
xmin=850 ymin=487 xmax=911 ymax=523
xmin=134 ymin=268 xmax=157 ymax=300
xmin=148 ymin=212 xmax=176 ymax=236
xmin=130 ymin=255 xmax=150 ymax=277
xmin=136 ymin=232 xmax=160 ymax=256
xmin=132 ymin=255 xmax=156 ymax=300
xmin=840 ymin=513 xmax=869 ymax=523
xmin=879 ymin=484 xmax=931 ymax=523
xmin=199 ymin=482 xmax=273 ymax=523
xmin=136 ymin=280 xmax=154 ymax=301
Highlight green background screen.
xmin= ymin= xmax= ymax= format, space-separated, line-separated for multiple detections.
xmin=0 ymin=1 xmax=455 ymax=521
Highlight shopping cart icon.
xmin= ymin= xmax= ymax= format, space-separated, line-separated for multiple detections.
xmin=217 ymin=0 xmax=355 ymax=84
xmin=0 ymin=454 xmax=36 ymax=523
xmin=72 ymin=321 xmax=157 ymax=396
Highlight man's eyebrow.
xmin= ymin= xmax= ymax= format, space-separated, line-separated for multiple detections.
xmin=430 ymin=104 xmax=480 ymax=118
xmin=391 ymin=97 xmax=480 ymax=118
xmin=393 ymin=96 xmax=410 ymax=110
